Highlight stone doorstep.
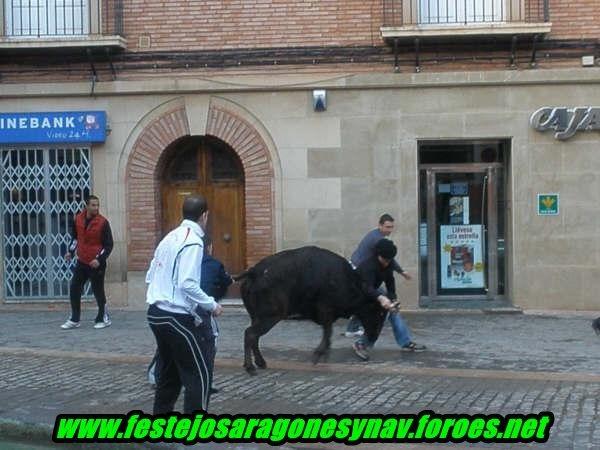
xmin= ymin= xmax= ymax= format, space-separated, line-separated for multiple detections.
xmin=0 ymin=297 xmax=523 ymax=314
xmin=5 ymin=300 xmax=600 ymax=318
xmin=181 ymin=298 xmax=524 ymax=314
xmin=220 ymin=298 xmax=244 ymax=307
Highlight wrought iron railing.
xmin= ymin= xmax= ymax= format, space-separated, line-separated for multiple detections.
xmin=383 ymin=0 xmax=549 ymax=27
xmin=4 ymin=0 xmax=123 ymax=38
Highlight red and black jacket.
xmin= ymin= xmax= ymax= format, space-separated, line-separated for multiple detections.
xmin=69 ymin=211 xmax=114 ymax=266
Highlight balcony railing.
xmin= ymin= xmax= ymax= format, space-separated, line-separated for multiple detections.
xmin=383 ymin=0 xmax=549 ymax=27
xmin=1 ymin=0 xmax=124 ymax=48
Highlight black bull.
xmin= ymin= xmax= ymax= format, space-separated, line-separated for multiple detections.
xmin=234 ymin=246 xmax=386 ymax=375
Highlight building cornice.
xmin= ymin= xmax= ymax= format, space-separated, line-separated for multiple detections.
xmin=1 ymin=68 xmax=599 ymax=98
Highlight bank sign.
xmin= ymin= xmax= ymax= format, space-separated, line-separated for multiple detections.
xmin=0 ymin=111 xmax=107 ymax=144
xmin=530 ymin=107 xmax=600 ymax=140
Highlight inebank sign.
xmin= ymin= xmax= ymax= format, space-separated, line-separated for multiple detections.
xmin=0 ymin=111 xmax=107 ymax=144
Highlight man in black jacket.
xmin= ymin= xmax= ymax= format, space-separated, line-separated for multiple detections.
xmin=200 ymin=235 xmax=233 ymax=394
xmin=352 ymin=239 xmax=425 ymax=361
xmin=200 ymin=235 xmax=233 ymax=303
xmin=344 ymin=214 xmax=412 ymax=337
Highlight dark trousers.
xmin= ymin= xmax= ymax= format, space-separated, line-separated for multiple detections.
xmin=148 ymin=321 xmax=218 ymax=390
xmin=69 ymin=261 xmax=107 ymax=323
xmin=147 ymin=304 xmax=215 ymax=414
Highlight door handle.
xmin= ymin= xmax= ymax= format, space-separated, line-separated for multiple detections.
xmin=223 ymin=233 xmax=232 ymax=243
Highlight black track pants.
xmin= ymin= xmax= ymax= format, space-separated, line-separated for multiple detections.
xmin=147 ymin=304 xmax=215 ymax=414
xmin=69 ymin=262 xmax=107 ymax=323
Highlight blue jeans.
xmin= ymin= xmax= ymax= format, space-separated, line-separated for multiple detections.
xmin=346 ymin=316 xmax=363 ymax=332
xmin=357 ymin=311 xmax=412 ymax=348
xmin=347 ymin=286 xmax=386 ymax=333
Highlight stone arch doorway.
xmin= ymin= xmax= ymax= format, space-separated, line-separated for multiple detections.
xmin=125 ymin=100 xmax=277 ymax=274
xmin=159 ymin=135 xmax=245 ymax=274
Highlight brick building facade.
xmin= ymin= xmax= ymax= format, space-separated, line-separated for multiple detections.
xmin=0 ymin=0 xmax=598 ymax=310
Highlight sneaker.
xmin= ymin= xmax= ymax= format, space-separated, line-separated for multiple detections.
xmin=352 ymin=342 xmax=370 ymax=361
xmin=60 ymin=320 xmax=80 ymax=330
xmin=401 ymin=342 xmax=426 ymax=352
xmin=94 ymin=313 xmax=111 ymax=329
xmin=592 ymin=318 xmax=600 ymax=336
xmin=147 ymin=362 xmax=157 ymax=387
xmin=343 ymin=329 xmax=364 ymax=338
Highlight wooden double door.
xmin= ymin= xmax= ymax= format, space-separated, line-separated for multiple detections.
xmin=161 ymin=137 xmax=245 ymax=275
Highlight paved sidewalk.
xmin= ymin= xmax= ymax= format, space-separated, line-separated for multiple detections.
xmin=1 ymin=307 xmax=600 ymax=449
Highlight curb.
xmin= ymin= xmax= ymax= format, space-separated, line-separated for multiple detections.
xmin=3 ymin=346 xmax=600 ymax=384
xmin=0 ymin=419 xmax=153 ymax=449
xmin=3 ymin=302 xmax=600 ymax=318
xmin=0 ymin=418 xmax=300 ymax=450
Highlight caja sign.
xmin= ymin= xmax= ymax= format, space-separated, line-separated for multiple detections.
xmin=530 ymin=107 xmax=600 ymax=140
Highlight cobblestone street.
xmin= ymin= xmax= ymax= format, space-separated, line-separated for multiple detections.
xmin=2 ymin=308 xmax=599 ymax=449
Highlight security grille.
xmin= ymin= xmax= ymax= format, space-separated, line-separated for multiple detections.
xmin=1 ymin=146 xmax=91 ymax=301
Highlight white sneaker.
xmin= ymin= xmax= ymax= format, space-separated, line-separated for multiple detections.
xmin=343 ymin=329 xmax=364 ymax=338
xmin=61 ymin=320 xmax=80 ymax=330
xmin=94 ymin=314 xmax=111 ymax=329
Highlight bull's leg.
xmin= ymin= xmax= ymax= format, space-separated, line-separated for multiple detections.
xmin=243 ymin=324 xmax=258 ymax=375
xmin=312 ymin=322 xmax=333 ymax=365
xmin=252 ymin=317 xmax=279 ymax=369
xmin=244 ymin=317 xmax=279 ymax=375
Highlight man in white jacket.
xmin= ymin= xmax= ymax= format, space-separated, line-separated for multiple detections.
xmin=146 ymin=195 xmax=223 ymax=413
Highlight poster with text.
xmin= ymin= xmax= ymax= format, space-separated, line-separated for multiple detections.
xmin=440 ymin=225 xmax=484 ymax=289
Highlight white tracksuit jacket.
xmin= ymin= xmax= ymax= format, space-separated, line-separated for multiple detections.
xmin=145 ymin=219 xmax=217 ymax=317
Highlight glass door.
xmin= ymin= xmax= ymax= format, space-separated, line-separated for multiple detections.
xmin=420 ymin=164 xmax=503 ymax=301
xmin=435 ymin=170 xmax=488 ymax=295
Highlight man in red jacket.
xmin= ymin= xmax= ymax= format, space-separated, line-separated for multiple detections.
xmin=61 ymin=195 xmax=114 ymax=330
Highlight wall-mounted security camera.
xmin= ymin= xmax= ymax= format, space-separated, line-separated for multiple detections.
xmin=312 ymin=89 xmax=327 ymax=112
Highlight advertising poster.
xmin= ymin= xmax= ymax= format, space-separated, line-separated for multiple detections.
xmin=440 ymin=225 xmax=484 ymax=289
xmin=449 ymin=196 xmax=469 ymax=225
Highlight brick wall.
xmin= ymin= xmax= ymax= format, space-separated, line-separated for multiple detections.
xmin=0 ymin=0 xmax=597 ymax=82
xmin=547 ymin=0 xmax=600 ymax=39
xmin=121 ymin=0 xmax=599 ymax=52
xmin=127 ymin=107 xmax=190 ymax=270
xmin=0 ymin=0 xmax=597 ymax=83
xmin=123 ymin=0 xmax=383 ymax=51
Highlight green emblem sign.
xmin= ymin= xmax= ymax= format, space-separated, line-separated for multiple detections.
xmin=537 ymin=193 xmax=559 ymax=216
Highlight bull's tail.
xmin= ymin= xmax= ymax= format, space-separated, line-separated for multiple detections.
xmin=232 ymin=267 xmax=256 ymax=282
xmin=233 ymin=267 xmax=258 ymax=320
xmin=232 ymin=271 xmax=249 ymax=282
